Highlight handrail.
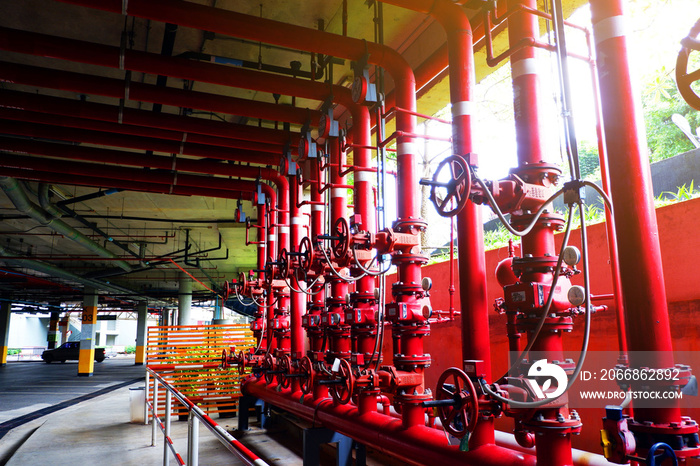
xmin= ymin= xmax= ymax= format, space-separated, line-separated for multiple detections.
xmin=146 ymin=368 xmax=270 ymax=466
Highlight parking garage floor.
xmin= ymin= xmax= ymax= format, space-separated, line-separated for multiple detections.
xmin=0 ymin=357 xmax=387 ymax=466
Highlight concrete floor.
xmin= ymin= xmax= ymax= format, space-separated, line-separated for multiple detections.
xmin=0 ymin=358 xmax=379 ymax=466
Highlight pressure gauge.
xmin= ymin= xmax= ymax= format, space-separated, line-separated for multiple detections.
xmin=298 ymin=137 xmax=308 ymax=161
xmin=421 ymin=277 xmax=433 ymax=291
xmin=422 ymin=304 xmax=433 ymax=319
xmin=567 ymin=285 xmax=586 ymax=307
xmin=562 ymin=245 xmax=581 ymax=266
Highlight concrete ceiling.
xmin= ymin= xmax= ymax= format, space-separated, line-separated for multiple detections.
xmin=0 ymin=0 xmax=585 ymax=311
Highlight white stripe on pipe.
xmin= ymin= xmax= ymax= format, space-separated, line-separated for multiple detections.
xmin=254 ymin=459 xmax=269 ymax=466
xmin=278 ymin=226 xmax=290 ymax=234
xmin=175 ymin=364 xmax=203 ymax=369
xmin=259 ymin=243 xmax=266 ymax=248
xmin=512 ymin=58 xmax=538 ymax=79
xmin=311 ymin=204 xmax=325 ymax=212
xmin=268 ymin=235 xmax=276 ymax=242
xmin=451 ymin=101 xmax=473 ymax=117
xmin=355 ymin=171 xmax=373 ymax=183
xmin=397 ymin=142 xmax=414 ymax=155
xmin=593 ymin=16 xmax=626 ymax=45
xmin=291 ymin=217 xmax=304 ymax=225
xmin=332 ymin=188 xmax=346 ymax=198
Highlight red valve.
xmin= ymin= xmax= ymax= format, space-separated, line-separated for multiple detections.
xmin=677 ymin=18 xmax=700 ymax=110
xmin=221 ymin=349 xmax=229 ymax=369
xmin=422 ymin=155 xmax=471 ymax=217
xmin=222 ymin=280 xmax=231 ymax=301
xmin=434 ymin=367 xmax=479 ymax=438
xmin=330 ymin=358 xmax=355 ymax=405
xmin=277 ymin=249 xmax=289 ymax=279
xmin=264 ymin=258 xmax=275 ymax=286
xmin=236 ymin=351 xmax=247 ymax=376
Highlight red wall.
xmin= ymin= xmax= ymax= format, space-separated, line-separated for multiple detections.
xmin=382 ymin=197 xmax=700 ymax=455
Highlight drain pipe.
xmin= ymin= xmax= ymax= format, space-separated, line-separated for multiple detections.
xmin=0 ymin=177 xmax=132 ymax=272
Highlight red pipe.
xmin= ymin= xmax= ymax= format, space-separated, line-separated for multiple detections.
xmin=0 ymin=107 xmax=285 ymax=156
xmin=590 ymin=0 xmax=679 ymax=424
xmin=243 ymin=378 xmax=536 ymax=466
xmin=0 ymin=61 xmax=321 ymax=127
xmin=0 ymin=118 xmax=280 ymax=166
xmin=0 ymin=166 xmax=264 ymax=202
xmin=0 ymin=90 xmax=298 ymax=146
xmin=289 ymin=173 xmax=305 ymax=361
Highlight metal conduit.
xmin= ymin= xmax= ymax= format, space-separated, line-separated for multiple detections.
xmin=0 ymin=177 xmax=132 ymax=272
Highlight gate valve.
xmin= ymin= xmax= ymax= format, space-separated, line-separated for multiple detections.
xmin=502 ymin=275 xmax=574 ymax=315
xmin=420 ymin=155 xmax=471 ymax=217
xmin=385 ymin=297 xmax=432 ymax=323
xmin=277 ymin=355 xmax=294 ymax=389
xmin=351 ymin=63 xmax=377 ymax=105
xmin=344 ymin=294 xmax=377 ymax=325
xmin=470 ymin=173 xmax=555 ymax=214
xmin=272 ymin=313 xmax=290 ymax=331
xmin=262 ymin=353 xmax=278 ymax=385
xmin=264 ymin=257 xmax=284 ymax=285
xmin=421 ymin=367 xmax=480 ymax=438
xmin=298 ymin=130 xmax=317 ymax=161
xmin=317 ymin=107 xmax=339 ymax=140
xmin=235 ymin=272 xmax=250 ymax=296
xmin=234 ymin=199 xmax=246 ymax=223
xmin=321 ymin=310 xmax=345 ymax=328
xmin=301 ymin=312 xmax=321 ymax=328
xmin=372 ymin=227 xmax=421 ymax=255
xmin=277 ymin=249 xmax=291 ymax=279
xmin=600 ymin=405 xmax=637 ymax=464
xmin=279 ymin=148 xmax=297 ymax=176
xmin=677 ymin=18 xmax=700 ymax=110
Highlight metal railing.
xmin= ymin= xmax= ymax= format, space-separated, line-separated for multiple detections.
xmin=145 ymin=367 xmax=269 ymax=466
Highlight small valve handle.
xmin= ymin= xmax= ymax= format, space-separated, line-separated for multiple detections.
xmin=645 ymin=442 xmax=678 ymax=466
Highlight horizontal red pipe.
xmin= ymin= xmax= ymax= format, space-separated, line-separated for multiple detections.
xmin=0 ymin=107 xmax=284 ymax=155
xmin=0 ymin=26 xmax=357 ymax=117
xmin=0 ymin=166 xmax=258 ymax=201
xmin=0 ymin=90 xmax=298 ymax=146
xmin=243 ymin=379 xmax=535 ymax=466
xmin=0 ymin=61 xmax=321 ymax=126
xmin=0 ymin=117 xmax=280 ymax=166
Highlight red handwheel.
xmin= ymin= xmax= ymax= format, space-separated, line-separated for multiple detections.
xmin=677 ymin=18 xmax=700 ymax=110
xmin=435 ymin=367 xmax=479 ymax=438
xmin=299 ymin=356 xmax=314 ymax=394
xmin=330 ymin=358 xmax=355 ymax=405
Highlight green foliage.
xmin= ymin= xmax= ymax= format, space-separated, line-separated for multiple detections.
xmin=642 ymin=66 xmax=700 ymax=163
xmin=655 ymin=181 xmax=700 ymax=207
xmin=576 ymin=141 xmax=601 ymax=180
xmin=124 ymin=345 xmax=136 ymax=354
xmin=7 ymin=348 xmax=20 ymax=355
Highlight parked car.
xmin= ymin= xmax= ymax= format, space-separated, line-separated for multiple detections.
xmin=41 ymin=342 xmax=106 ymax=363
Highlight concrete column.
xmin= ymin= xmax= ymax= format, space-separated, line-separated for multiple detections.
xmin=135 ymin=301 xmax=148 ymax=365
xmin=47 ymin=310 xmax=60 ymax=349
xmin=178 ymin=273 xmax=192 ymax=326
xmin=78 ymin=287 xmax=98 ymax=377
xmin=0 ymin=301 xmax=11 ymax=366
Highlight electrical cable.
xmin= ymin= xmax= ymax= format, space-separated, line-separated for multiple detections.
xmin=351 ymin=246 xmax=391 ymax=276
xmin=319 ymin=246 xmax=366 ymax=282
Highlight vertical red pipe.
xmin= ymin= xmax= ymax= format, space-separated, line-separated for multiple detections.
xmin=290 ymin=173 xmax=305 ymax=361
xmin=508 ymin=2 xmax=571 ymax=464
xmin=590 ymin=0 xmax=679 ymax=425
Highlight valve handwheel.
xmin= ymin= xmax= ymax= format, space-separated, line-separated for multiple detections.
xmin=222 ymin=280 xmax=231 ymax=301
xmin=278 ymin=355 xmax=293 ymax=389
xmin=435 ymin=367 xmax=479 ymax=438
xmin=423 ymin=155 xmax=471 ymax=218
xmin=264 ymin=258 xmax=275 ymax=286
xmin=299 ymin=356 xmax=314 ymax=394
xmin=278 ymin=249 xmax=289 ymax=279
xmin=264 ymin=353 xmax=276 ymax=385
xmin=330 ymin=358 xmax=355 ymax=405
xmin=331 ymin=217 xmax=350 ymax=259
xmin=221 ymin=349 xmax=228 ymax=369
xmin=237 ymin=272 xmax=249 ymax=295
xmin=236 ymin=351 xmax=246 ymax=376
xmin=677 ymin=18 xmax=700 ymax=110
xmin=298 ymin=237 xmax=313 ymax=273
